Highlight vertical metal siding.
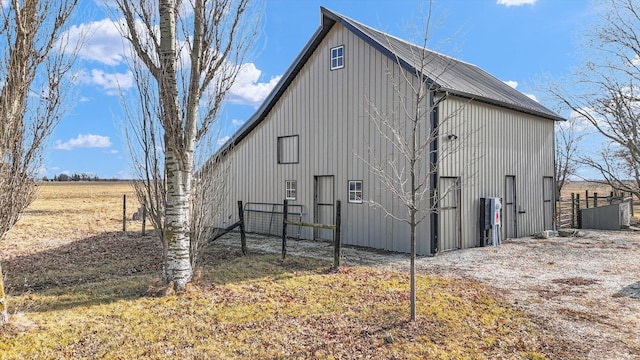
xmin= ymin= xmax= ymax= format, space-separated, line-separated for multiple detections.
xmin=438 ymin=96 xmax=555 ymax=246
xmin=215 ymin=22 xmax=554 ymax=254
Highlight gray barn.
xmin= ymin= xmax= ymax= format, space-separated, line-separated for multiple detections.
xmin=213 ymin=7 xmax=562 ymax=255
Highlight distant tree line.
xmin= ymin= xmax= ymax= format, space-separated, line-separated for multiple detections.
xmin=44 ymin=173 xmax=122 ymax=182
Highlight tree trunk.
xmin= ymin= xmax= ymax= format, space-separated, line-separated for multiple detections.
xmin=163 ymin=147 xmax=193 ymax=291
xmin=410 ymin=124 xmax=417 ymax=322
xmin=410 ymin=213 xmax=416 ymax=322
xmin=157 ymin=0 xmax=193 ymax=292
xmin=0 ymin=262 xmax=8 ymax=325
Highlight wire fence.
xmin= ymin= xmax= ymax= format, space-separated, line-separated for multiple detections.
xmin=243 ymin=202 xmax=303 ymax=238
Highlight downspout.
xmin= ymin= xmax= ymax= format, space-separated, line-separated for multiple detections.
xmin=552 ymin=122 xmax=558 ymax=231
xmin=429 ymin=91 xmax=439 ymax=255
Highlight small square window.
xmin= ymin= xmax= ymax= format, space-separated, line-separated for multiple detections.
xmin=331 ymin=45 xmax=344 ymax=70
xmin=285 ymin=180 xmax=297 ymax=200
xmin=348 ymin=180 xmax=363 ymax=203
xmin=277 ymin=135 xmax=299 ymax=164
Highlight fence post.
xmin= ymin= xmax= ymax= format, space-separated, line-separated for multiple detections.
xmin=282 ymin=199 xmax=288 ymax=260
xmin=594 ymin=192 xmax=598 ymax=208
xmin=238 ymin=201 xmax=247 ymax=255
xmin=142 ymin=200 xmax=147 ymax=235
xmin=576 ymin=193 xmax=582 ymax=228
xmin=333 ymin=200 xmax=342 ymax=270
xmin=585 ymin=190 xmax=589 ymax=208
xmin=610 ymin=191 xmax=614 ymax=204
xmin=122 ymin=194 xmax=127 ymax=232
xmin=631 ymin=192 xmax=635 ymax=217
xmin=571 ymin=193 xmax=575 ymax=228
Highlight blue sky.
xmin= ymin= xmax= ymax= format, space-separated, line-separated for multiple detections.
xmin=41 ymin=0 xmax=593 ymax=179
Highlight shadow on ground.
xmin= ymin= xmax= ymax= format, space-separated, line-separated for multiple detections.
xmin=616 ymin=281 xmax=640 ymax=299
xmin=3 ymin=231 xmax=330 ymax=313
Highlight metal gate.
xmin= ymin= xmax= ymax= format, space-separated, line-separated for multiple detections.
xmin=505 ymin=175 xmax=517 ymax=238
xmin=439 ymin=177 xmax=461 ymax=251
xmin=543 ymin=176 xmax=554 ymax=230
xmin=314 ymin=175 xmax=334 ymax=241
xmin=244 ymin=202 xmax=303 ymax=238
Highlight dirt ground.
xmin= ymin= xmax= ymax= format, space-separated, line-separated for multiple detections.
xmin=213 ymin=230 xmax=640 ymax=359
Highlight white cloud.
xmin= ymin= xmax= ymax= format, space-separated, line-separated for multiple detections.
xmin=51 ymin=166 xmax=61 ymax=171
xmin=567 ymin=108 xmax=598 ymax=132
xmin=78 ymin=69 xmax=134 ymax=95
xmin=217 ymin=136 xmax=231 ymax=146
xmin=63 ymin=18 xmax=126 ymax=66
xmin=524 ymin=93 xmax=538 ymax=102
xmin=62 ymin=17 xmax=163 ymax=68
xmin=228 ymin=63 xmax=281 ymax=107
xmin=54 ymin=134 xmax=112 ymax=150
xmin=1 ymin=0 xmax=7 ymax=8
xmin=109 ymin=149 xmax=119 ymax=154
xmin=231 ymin=119 xmax=245 ymax=127
xmin=504 ymin=80 xmax=518 ymax=89
xmin=497 ymin=0 xmax=537 ymax=6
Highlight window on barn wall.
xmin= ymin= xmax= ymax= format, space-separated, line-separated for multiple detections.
xmin=348 ymin=180 xmax=363 ymax=203
xmin=330 ymin=45 xmax=344 ymax=70
xmin=277 ymin=135 xmax=299 ymax=164
xmin=285 ymin=180 xmax=297 ymax=200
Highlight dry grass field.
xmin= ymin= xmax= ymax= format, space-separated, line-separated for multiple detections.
xmin=4 ymin=182 xmax=141 ymax=255
xmin=561 ymin=181 xmax=618 ymax=198
xmin=0 ymin=182 xmax=562 ymax=359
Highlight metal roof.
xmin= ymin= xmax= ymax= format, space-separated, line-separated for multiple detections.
xmin=221 ymin=7 xmax=563 ymax=152
xmin=326 ymin=7 xmax=564 ymax=121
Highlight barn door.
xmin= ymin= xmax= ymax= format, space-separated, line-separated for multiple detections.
xmin=314 ymin=175 xmax=334 ymax=241
xmin=439 ymin=177 xmax=461 ymax=251
xmin=505 ymin=175 xmax=517 ymax=238
xmin=543 ymin=176 xmax=554 ymax=230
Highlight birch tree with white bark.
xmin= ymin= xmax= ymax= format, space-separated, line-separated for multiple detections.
xmin=0 ymin=0 xmax=80 ymax=325
xmin=114 ymin=0 xmax=259 ymax=292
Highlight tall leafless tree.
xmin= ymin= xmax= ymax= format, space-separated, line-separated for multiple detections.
xmin=0 ymin=0 xmax=80 ymax=325
xmin=361 ymin=2 xmax=468 ymax=322
xmin=554 ymin=115 xmax=586 ymax=197
xmin=550 ymin=0 xmax=640 ymax=199
xmin=114 ymin=0 xmax=260 ymax=292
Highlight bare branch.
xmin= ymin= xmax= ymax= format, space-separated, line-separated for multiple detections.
xmin=547 ymin=0 xmax=640 ymax=199
xmin=0 ymin=0 xmax=80 ymax=326
xmin=115 ymin=0 xmax=262 ymax=291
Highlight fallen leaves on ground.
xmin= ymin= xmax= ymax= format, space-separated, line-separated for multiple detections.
xmin=0 ymin=183 xmax=559 ymax=359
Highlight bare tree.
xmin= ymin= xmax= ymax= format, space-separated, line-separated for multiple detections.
xmin=361 ymin=3 xmax=468 ymax=322
xmin=0 ymin=0 xmax=79 ymax=325
xmin=554 ymin=115 xmax=586 ymax=197
xmin=114 ymin=0 xmax=260 ymax=292
xmin=550 ymin=0 xmax=640 ymax=199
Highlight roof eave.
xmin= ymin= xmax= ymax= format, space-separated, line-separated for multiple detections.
xmin=216 ymin=10 xmax=338 ymax=154
xmin=217 ymin=6 xmax=564 ymax=156
xmin=445 ymin=89 xmax=565 ymax=121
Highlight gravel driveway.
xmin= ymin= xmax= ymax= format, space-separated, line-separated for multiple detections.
xmin=214 ymin=230 xmax=640 ymax=359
